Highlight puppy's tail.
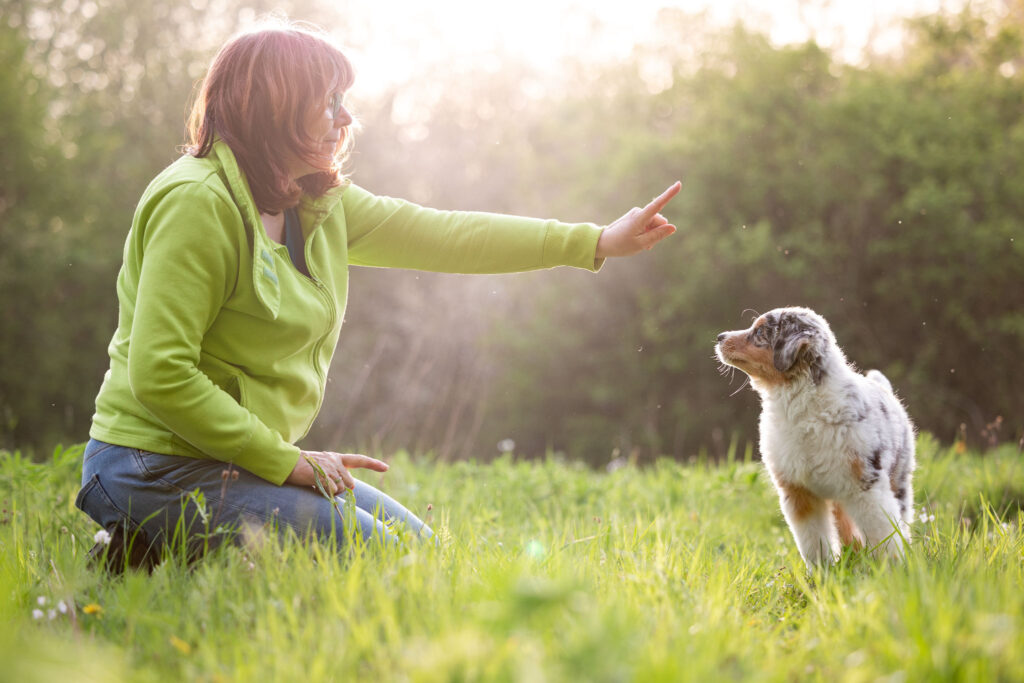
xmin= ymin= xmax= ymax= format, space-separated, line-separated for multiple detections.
xmin=866 ymin=369 xmax=893 ymax=393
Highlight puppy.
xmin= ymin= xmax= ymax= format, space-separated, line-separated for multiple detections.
xmin=715 ymin=306 xmax=915 ymax=567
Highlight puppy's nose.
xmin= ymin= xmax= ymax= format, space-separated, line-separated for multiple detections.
xmin=717 ymin=333 xmax=726 ymax=343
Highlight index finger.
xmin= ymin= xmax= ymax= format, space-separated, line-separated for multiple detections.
xmin=341 ymin=453 xmax=390 ymax=472
xmin=641 ymin=181 xmax=681 ymax=219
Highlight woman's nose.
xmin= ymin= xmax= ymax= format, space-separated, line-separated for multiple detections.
xmin=333 ymin=106 xmax=353 ymax=127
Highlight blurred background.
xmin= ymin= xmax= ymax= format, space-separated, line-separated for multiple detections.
xmin=2 ymin=0 xmax=1022 ymax=464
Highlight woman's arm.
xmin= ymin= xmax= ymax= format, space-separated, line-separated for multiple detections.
xmin=126 ymin=183 xmax=301 ymax=484
xmin=343 ymin=184 xmax=606 ymax=273
xmin=343 ymin=181 xmax=681 ymax=273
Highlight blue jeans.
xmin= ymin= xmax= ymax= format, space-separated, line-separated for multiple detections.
xmin=76 ymin=439 xmax=432 ymax=552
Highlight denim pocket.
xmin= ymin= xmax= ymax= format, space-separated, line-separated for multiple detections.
xmin=128 ymin=449 xmax=205 ymax=493
xmin=128 ymin=448 xmax=158 ymax=480
xmin=75 ymin=474 xmax=131 ymax=529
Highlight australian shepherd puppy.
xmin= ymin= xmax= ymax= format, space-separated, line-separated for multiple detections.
xmin=715 ymin=307 xmax=916 ymax=567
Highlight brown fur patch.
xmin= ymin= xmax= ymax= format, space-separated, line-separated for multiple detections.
xmin=850 ymin=458 xmax=863 ymax=481
xmin=833 ymin=503 xmax=863 ymax=549
xmin=777 ymin=481 xmax=823 ymax=520
xmin=719 ymin=333 xmax=786 ymax=386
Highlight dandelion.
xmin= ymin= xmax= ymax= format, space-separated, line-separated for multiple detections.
xmin=94 ymin=528 xmax=112 ymax=546
xmin=169 ymin=635 xmax=192 ymax=655
xmin=82 ymin=603 xmax=103 ymax=616
xmin=31 ymin=609 xmax=44 ymax=620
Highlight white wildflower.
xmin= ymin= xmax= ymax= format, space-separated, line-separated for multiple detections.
xmin=497 ymin=439 xmax=515 ymax=454
xmin=31 ymin=609 xmax=44 ymax=620
xmin=57 ymin=600 xmax=68 ymax=614
xmin=93 ymin=529 xmax=112 ymax=546
xmin=47 ymin=609 xmax=56 ymax=620
xmin=36 ymin=596 xmax=47 ymax=606
xmin=606 ymin=456 xmax=628 ymax=473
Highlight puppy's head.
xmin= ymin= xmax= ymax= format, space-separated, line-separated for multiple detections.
xmin=715 ymin=307 xmax=833 ymax=390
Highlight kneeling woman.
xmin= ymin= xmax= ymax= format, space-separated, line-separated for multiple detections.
xmin=77 ymin=19 xmax=680 ymax=564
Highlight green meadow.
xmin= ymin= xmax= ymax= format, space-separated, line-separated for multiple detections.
xmin=1 ymin=435 xmax=1021 ymax=682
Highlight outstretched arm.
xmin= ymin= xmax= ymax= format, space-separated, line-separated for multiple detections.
xmin=344 ymin=181 xmax=681 ymax=274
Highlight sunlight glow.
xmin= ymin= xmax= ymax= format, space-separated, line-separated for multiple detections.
xmin=324 ymin=0 xmax=963 ymax=95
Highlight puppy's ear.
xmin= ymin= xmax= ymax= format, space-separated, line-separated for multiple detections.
xmin=773 ymin=330 xmax=825 ymax=384
xmin=773 ymin=331 xmax=810 ymax=373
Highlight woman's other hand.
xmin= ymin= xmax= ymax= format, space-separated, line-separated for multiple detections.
xmin=596 ymin=181 xmax=681 ymax=259
xmin=286 ymin=450 xmax=389 ymax=495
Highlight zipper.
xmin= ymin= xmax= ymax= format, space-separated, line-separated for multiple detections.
xmin=298 ymin=210 xmax=336 ymax=438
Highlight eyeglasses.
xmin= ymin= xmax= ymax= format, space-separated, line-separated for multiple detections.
xmin=328 ymin=92 xmax=344 ymax=120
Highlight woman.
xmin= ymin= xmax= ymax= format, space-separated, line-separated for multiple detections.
xmin=76 ymin=19 xmax=680 ymax=566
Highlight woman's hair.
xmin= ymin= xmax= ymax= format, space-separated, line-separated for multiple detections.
xmin=185 ymin=19 xmax=356 ymax=214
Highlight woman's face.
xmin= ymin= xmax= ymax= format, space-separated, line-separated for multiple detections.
xmin=288 ymin=90 xmax=353 ymax=179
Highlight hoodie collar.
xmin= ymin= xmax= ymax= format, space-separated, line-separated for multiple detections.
xmin=211 ymin=140 xmax=347 ymax=319
xmin=212 ymin=140 xmax=347 ymax=219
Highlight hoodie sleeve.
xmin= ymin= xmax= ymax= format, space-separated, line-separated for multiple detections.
xmin=343 ymin=184 xmax=605 ymax=273
xmin=125 ymin=182 xmax=300 ymax=485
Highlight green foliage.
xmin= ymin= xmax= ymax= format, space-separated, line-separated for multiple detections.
xmin=0 ymin=437 xmax=1022 ymax=680
xmin=0 ymin=20 xmax=72 ymax=445
xmin=483 ymin=13 xmax=1024 ymax=461
xmin=0 ymin=0 xmax=209 ymax=450
xmin=2 ymin=0 xmax=1021 ymax=459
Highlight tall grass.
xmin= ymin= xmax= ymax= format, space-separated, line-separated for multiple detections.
xmin=1 ymin=435 xmax=1021 ymax=682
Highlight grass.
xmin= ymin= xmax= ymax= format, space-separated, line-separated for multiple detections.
xmin=1 ymin=433 xmax=1022 ymax=682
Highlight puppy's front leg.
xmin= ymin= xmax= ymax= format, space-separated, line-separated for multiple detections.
xmin=776 ymin=481 xmax=839 ymax=568
xmin=844 ymin=490 xmax=909 ymax=560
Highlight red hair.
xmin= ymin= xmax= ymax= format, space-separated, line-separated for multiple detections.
xmin=186 ymin=20 xmax=355 ymax=214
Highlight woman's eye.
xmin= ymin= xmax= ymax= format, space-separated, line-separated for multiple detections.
xmin=328 ymin=92 xmax=344 ymax=118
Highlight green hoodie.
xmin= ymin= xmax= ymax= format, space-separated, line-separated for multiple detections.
xmin=90 ymin=141 xmax=604 ymax=485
